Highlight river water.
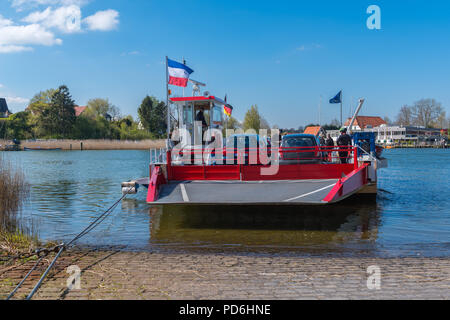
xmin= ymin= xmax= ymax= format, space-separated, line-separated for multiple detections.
xmin=1 ymin=148 xmax=449 ymax=257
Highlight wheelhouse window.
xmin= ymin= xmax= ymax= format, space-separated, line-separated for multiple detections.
xmin=183 ymin=104 xmax=193 ymax=126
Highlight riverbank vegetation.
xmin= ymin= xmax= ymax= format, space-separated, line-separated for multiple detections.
xmin=0 ymin=85 xmax=167 ymax=142
xmin=0 ymin=155 xmax=38 ymax=256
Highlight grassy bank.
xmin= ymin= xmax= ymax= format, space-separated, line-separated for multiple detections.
xmin=1 ymin=139 xmax=165 ymax=151
xmin=0 ymin=155 xmax=38 ymax=257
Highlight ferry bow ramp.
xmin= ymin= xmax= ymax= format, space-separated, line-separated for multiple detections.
xmin=155 ymin=179 xmax=340 ymax=205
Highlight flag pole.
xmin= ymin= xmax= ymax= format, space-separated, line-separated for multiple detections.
xmin=166 ymin=56 xmax=170 ymax=141
xmin=340 ymin=90 xmax=343 ymax=127
xmin=318 ymin=95 xmax=322 ymax=126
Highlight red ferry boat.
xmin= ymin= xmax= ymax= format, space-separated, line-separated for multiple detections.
xmin=123 ymin=92 xmax=387 ymax=205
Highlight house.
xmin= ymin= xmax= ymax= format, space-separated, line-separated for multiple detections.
xmin=0 ymin=98 xmax=12 ymax=118
xmin=344 ymin=116 xmax=386 ymax=131
xmin=74 ymin=106 xmax=87 ymax=117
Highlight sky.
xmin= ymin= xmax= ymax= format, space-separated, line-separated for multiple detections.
xmin=1 ymin=0 xmax=450 ymax=128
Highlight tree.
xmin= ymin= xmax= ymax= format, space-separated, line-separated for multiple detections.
xmin=395 ymin=105 xmax=413 ymax=126
xmin=84 ymin=98 xmax=118 ymax=120
xmin=224 ymin=116 xmax=241 ymax=130
xmin=138 ymin=96 xmax=167 ymax=138
xmin=38 ymin=85 xmax=75 ymax=137
xmin=243 ymin=105 xmax=261 ymax=131
xmin=26 ymin=89 xmax=56 ymax=116
xmin=383 ymin=116 xmax=392 ymax=126
xmin=410 ymin=98 xmax=444 ymax=128
xmin=260 ymin=117 xmax=270 ymax=130
xmin=3 ymin=111 xmax=33 ymax=140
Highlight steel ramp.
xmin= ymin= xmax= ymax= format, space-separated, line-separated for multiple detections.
xmin=154 ymin=179 xmax=340 ymax=205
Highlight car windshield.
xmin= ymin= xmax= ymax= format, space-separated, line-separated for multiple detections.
xmin=226 ymin=136 xmax=259 ymax=149
xmin=283 ymin=137 xmax=315 ymax=147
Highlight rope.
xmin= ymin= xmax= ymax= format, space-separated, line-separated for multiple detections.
xmin=5 ymin=187 xmax=134 ymax=300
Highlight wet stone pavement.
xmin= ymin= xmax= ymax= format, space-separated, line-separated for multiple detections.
xmin=1 ymin=250 xmax=449 ymax=300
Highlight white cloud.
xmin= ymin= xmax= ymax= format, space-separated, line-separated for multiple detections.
xmin=1 ymin=2 xmax=119 ymax=53
xmin=0 ymin=45 xmax=34 ymax=53
xmin=23 ymin=5 xmax=82 ymax=33
xmin=11 ymin=0 xmax=89 ymax=11
xmin=0 ymin=84 xmax=4 ymax=88
xmin=0 ymin=23 xmax=62 ymax=53
xmin=6 ymin=96 xmax=30 ymax=104
xmin=83 ymin=9 xmax=119 ymax=31
xmin=0 ymin=15 xmax=13 ymax=27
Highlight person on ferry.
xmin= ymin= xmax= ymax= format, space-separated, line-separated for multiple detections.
xmin=337 ymin=128 xmax=352 ymax=164
xmin=325 ymin=133 xmax=335 ymax=161
xmin=319 ymin=133 xmax=326 ymax=146
xmin=326 ymin=134 xmax=335 ymax=147
xmin=195 ymin=108 xmax=208 ymax=128
xmin=195 ymin=108 xmax=208 ymax=144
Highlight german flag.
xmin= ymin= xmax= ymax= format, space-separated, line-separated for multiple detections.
xmin=224 ymin=104 xmax=233 ymax=117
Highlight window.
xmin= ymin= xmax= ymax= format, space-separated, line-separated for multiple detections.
xmin=183 ymin=104 xmax=193 ymax=126
xmin=283 ymin=137 xmax=315 ymax=147
xmin=212 ymin=105 xmax=222 ymax=123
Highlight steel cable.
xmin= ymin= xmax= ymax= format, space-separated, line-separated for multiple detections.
xmin=5 ymin=186 xmax=134 ymax=300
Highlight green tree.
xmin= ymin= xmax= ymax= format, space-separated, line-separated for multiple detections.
xmin=84 ymin=98 xmax=117 ymax=120
xmin=38 ymin=85 xmax=76 ymax=138
xmin=3 ymin=111 xmax=33 ymax=140
xmin=243 ymin=105 xmax=261 ymax=131
xmin=224 ymin=116 xmax=241 ymax=130
xmin=138 ymin=96 xmax=167 ymax=138
xmin=27 ymin=89 xmax=56 ymax=116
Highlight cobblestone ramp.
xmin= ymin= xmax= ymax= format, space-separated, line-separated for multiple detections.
xmin=1 ymin=250 xmax=449 ymax=300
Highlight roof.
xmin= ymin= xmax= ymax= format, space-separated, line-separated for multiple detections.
xmin=74 ymin=106 xmax=87 ymax=117
xmin=282 ymin=133 xmax=316 ymax=138
xmin=170 ymin=96 xmax=226 ymax=105
xmin=344 ymin=116 xmax=386 ymax=129
xmin=303 ymin=126 xmax=322 ymax=136
xmin=0 ymin=98 xmax=9 ymax=113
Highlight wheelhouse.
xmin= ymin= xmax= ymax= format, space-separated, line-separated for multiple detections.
xmin=170 ymin=96 xmax=227 ymax=146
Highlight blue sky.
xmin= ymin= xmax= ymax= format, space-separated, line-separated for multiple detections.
xmin=1 ymin=0 xmax=450 ymax=128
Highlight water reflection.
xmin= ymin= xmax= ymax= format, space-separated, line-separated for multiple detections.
xmin=148 ymin=199 xmax=381 ymax=255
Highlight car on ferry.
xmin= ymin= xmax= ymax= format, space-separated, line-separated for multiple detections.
xmin=279 ymin=134 xmax=323 ymax=164
xmin=224 ymin=133 xmax=271 ymax=165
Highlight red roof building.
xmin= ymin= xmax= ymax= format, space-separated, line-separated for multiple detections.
xmin=344 ymin=116 xmax=386 ymax=130
xmin=74 ymin=106 xmax=87 ymax=117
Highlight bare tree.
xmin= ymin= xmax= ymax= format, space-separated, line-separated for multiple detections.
xmin=410 ymin=98 xmax=444 ymax=128
xmin=436 ymin=110 xmax=447 ymax=129
xmin=395 ymin=105 xmax=413 ymax=126
xmin=383 ymin=116 xmax=392 ymax=125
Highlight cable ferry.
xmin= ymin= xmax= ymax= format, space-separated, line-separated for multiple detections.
xmin=122 ymin=59 xmax=387 ymax=205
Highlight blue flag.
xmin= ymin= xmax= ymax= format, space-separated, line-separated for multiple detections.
xmin=329 ymin=91 xmax=342 ymax=104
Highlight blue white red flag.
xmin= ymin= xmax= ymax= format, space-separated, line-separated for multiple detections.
xmin=167 ymin=58 xmax=194 ymax=87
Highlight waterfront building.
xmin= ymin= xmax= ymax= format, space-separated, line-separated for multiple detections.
xmin=322 ymin=115 xmax=447 ymax=147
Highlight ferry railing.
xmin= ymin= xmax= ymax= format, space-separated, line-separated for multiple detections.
xmin=150 ymin=148 xmax=167 ymax=164
xmin=167 ymin=146 xmax=359 ymax=169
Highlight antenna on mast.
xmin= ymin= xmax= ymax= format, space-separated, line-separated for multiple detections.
xmin=189 ymin=79 xmax=206 ymax=96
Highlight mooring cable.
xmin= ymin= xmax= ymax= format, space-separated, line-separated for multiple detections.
xmin=5 ymin=187 xmax=134 ymax=300
xmin=25 ymin=245 xmax=65 ymax=300
xmin=5 ymin=256 xmax=45 ymax=300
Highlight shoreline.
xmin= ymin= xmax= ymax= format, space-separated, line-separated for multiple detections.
xmin=1 ymin=248 xmax=449 ymax=300
xmin=0 ymin=139 xmax=165 ymax=151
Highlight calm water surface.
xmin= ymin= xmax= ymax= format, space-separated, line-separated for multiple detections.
xmin=1 ymin=149 xmax=449 ymax=257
